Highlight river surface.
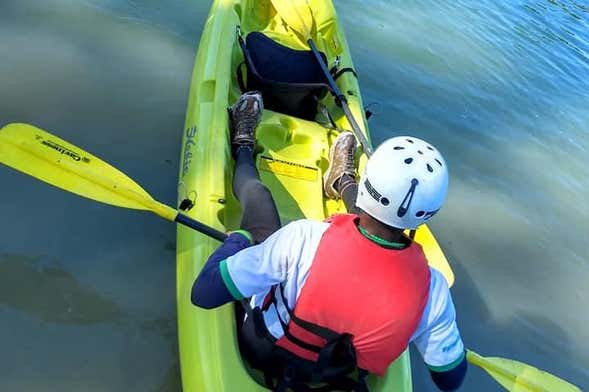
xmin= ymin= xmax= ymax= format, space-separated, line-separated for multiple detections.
xmin=0 ymin=0 xmax=587 ymax=391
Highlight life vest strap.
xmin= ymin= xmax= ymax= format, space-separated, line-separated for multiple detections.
xmin=275 ymin=283 xmax=341 ymax=342
xmin=239 ymin=291 xmax=367 ymax=392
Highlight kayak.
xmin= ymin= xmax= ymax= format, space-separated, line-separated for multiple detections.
xmin=176 ymin=0 xmax=455 ymax=391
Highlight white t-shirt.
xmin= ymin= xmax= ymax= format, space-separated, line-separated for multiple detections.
xmin=223 ymin=219 xmax=465 ymax=369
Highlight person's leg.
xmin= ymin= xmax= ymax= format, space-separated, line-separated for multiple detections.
xmin=338 ymin=174 xmax=361 ymax=214
xmin=230 ymin=92 xmax=281 ymax=243
xmin=237 ymin=306 xmax=278 ymax=369
xmin=232 ymin=146 xmax=281 ymax=243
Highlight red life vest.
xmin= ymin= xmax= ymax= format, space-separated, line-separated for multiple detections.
xmin=275 ymin=214 xmax=431 ymax=375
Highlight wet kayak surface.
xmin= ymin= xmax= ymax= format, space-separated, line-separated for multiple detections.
xmin=0 ymin=0 xmax=587 ymax=390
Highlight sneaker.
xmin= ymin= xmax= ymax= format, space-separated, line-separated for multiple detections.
xmin=323 ymin=131 xmax=357 ymax=199
xmin=229 ymin=91 xmax=264 ymax=150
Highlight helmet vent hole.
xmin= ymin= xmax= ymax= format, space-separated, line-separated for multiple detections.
xmin=394 ymin=146 xmax=405 ymax=150
xmin=381 ymin=197 xmax=390 ymax=206
xmin=427 ymin=146 xmax=434 ymax=151
xmin=435 ymin=158 xmax=443 ymax=167
xmin=418 ymin=150 xmax=423 ymax=155
xmin=406 ymin=139 xmax=414 ymax=144
xmin=416 ymin=211 xmax=425 ymax=217
xmin=404 ymin=158 xmax=413 ymax=164
xmin=427 ymin=164 xmax=433 ymax=173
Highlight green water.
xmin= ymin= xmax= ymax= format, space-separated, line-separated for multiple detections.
xmin=0 ymin=0 xmax=587 ymax=390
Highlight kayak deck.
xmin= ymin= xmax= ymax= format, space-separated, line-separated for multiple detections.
xmin=177 ymin=1 xmax=453 ymax=391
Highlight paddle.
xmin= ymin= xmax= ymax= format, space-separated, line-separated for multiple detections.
xmin=467 ymin=350 xmax=580 ymax=392
xmin=269 ymin=0 xmax=373 ymax=156
xmin=0 ymin=123 xmax=228 ymax=242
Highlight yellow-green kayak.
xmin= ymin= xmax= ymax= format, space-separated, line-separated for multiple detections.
xmin=177 ymin=0 xmax=454 ymax=390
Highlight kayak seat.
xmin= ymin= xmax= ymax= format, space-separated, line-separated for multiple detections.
xmin=237 ymin=31 xmax=329 ymax=120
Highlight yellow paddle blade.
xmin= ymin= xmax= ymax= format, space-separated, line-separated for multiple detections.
xmin=467 ymin=350 xmax=581 ymax=392
xmin=270 ymin=0 xmax=314 ymax=40
xmin=0 ymin=123 xmax=172 ymax=219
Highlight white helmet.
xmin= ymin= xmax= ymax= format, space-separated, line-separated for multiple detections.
xmin=356 ymin=136 xmax=449 ymax=229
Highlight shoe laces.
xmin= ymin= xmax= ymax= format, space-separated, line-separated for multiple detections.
xmin=232 ymin=98 xmax=260 ymax=133
xmin=235 ymin=117 xmax=258 ymax=134
xmin=343 ymin=138 xmax=356 ymax=175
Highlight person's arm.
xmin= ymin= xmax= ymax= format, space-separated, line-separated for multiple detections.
xmin=191 ymin=230 xmax=253 ymax=309
xmin=411 ymin=269 xmax=467 ymax=391
xmin=428 ymin=355 xmax=467 ymax=391
xmin=192 ymin=220 xmax=318 ymax=309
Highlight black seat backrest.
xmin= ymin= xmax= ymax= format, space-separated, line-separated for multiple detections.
xmin=238 ymin=32 xmax=329 ymax=120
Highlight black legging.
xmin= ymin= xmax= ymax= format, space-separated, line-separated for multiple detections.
xmin=232 ymin=147 xmax=359 ymax=243
xmin=340 ymin=176 xmax=361 ymax=215
xmin=232 ymin=147 xmax=281 ymax=243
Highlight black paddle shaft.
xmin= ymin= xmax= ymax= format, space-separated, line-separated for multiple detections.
xmin=175 ymin=213 xmax=228 ymax=242
xmin=307 ymin=39 xmax=373 ymax=156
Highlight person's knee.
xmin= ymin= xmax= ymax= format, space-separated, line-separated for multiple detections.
xmin=239 ymin=180 xmax=280 ymax=242
xmin=240 ymin=180 xmax=273 ymax=204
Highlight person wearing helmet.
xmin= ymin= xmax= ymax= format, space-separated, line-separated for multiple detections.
xmin=192 ymin=92 xmax=467 ymax=391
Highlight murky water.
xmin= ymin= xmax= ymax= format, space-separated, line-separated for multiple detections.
xmin=1 ymin=0 xmax=587 ymax=390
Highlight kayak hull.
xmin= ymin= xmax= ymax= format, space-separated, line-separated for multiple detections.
xmin=177 ymin=1 xmax=453 ymax=390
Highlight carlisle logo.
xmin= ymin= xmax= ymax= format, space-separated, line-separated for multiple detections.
xmin=38 ymin=136 xmax=90 ymax=163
